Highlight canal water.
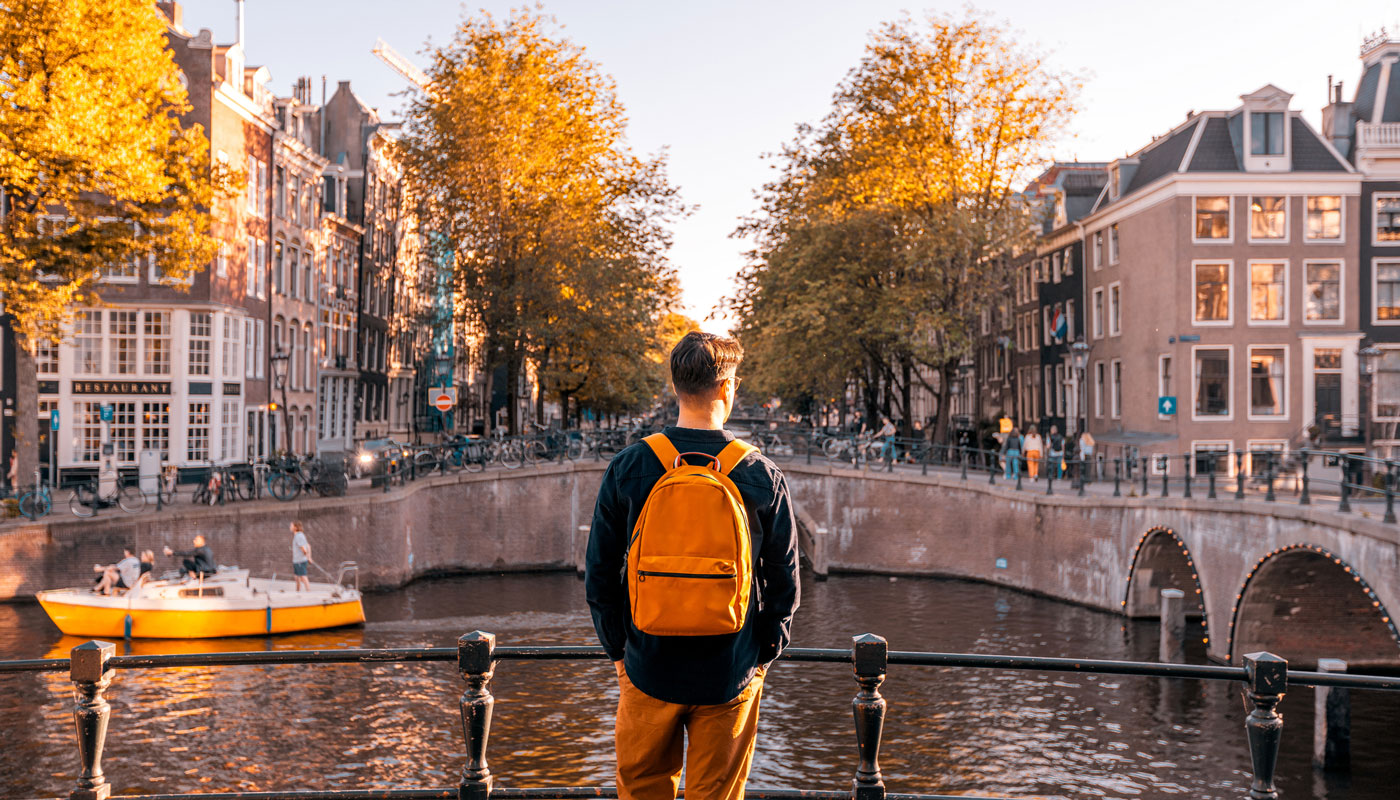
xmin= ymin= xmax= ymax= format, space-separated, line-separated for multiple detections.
xmin=2 ymin=572 xmax=1396 ymax=800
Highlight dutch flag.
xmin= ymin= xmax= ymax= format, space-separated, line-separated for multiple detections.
xmin=1052 ymin=307 xmax=1067 ymax=339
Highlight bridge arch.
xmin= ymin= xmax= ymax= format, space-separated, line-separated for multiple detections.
xmin=1227 ymin=544 xmax=1400 ymax=668
xmin=1122 ymin=526 xmax=1208 ymax=645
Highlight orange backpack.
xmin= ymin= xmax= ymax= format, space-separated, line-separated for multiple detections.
xmin=627 ymin=433 xmax=758 ymax=636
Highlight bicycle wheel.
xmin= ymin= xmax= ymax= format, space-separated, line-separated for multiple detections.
xmin=118 ymin=484 xmax=146 ymax=513
xmin=566 ymin=438 xmax=585 ymax=461
xmin=19 ymin=491 xmax=50 ymax=520
xmin=500 ymin=441 xmax=523 ymax=469
xmin=234 ymin=471 xmax=257 ymax=501
xmin=464 ymin=445 xmax=486 ymax=473
xmin=414 ymin=450 xmax=438 ymax=475
xmin=268 ymin=473 xmax=301 ymax=501
xmin=69 ymin=488 xmax=96 ymax=518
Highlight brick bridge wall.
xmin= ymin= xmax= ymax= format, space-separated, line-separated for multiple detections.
xmin=3 ymin=460 xmax=1397 ymax=666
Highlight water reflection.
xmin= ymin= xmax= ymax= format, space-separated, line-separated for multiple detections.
xmin=1 ymin=573 xmax=1397 ymax=799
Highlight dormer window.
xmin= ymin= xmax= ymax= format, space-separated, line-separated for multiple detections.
xmin=1250 ymin=112 xmax=1285 ymax=155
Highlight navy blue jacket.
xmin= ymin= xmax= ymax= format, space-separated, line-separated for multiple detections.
xmin=585 ymin=426 xmax=800 ymax=705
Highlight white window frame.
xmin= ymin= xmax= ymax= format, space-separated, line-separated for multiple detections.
xmin=1375 ymin=192 xmax=1400 ymax=245
xmin=1191 ymin=345 xmax=1234 ymax=422
xmin=1191 ymin=440 xmax=1236 ymax=477
xmin=1066 ymin=299 xmax=1076 ymax=342
xmin=1192 ymin=195 xmax=1233 ymax=244
xmin=215 ymin=243 xmax=228 ymax=278
xmin=1371 ymin=258 xmax=1400 ymax=326
xmin=1246 ymin=259 xmax=1289 ymax=326
xmin=1062 ymin=247 xmax=1073 ymax=277
xmin=1094 ymin=361 xmax=1105 ymax=417
xmin=1044 ymin=364 xmax=1054 ymax=414
xmin=1052 ymin=251 xmax=1062 ymax=283
xmin=1247 ymin=195 xmax=1289 ymax=244
xmin=1192 ymin=260 xmax=1233 ymax=327
xmin=1304 ymin=195 xmax=1345 ymax=243
xmin=1157 ymin=354 xmax=1173 ymax=421
xmin=1091 ymin=287 xmax=1104 ymax=339
xmin=1108 ymin=281 xmax=1122 ymax=336
xmin=1246 ymin=344 xmax=1289 ymax=421
xmin=1110 ymin=359 xmax=1122 ymax=419
xmin=1092 ymin=232 xmax=1103 ymax=270
xmin=1109 ymin=224 xmax=1120 ymax=264
xmin=1245 ymin=439 xmax=1288 ymax=477
xmin=1302 ymin=259 xmax=1345 ymax=326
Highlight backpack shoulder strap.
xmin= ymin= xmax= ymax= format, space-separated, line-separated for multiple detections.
xmin=717 ymin=439 xmax=758 ymax=475
xmin=643 ymin=434 xmax=682 ymax=471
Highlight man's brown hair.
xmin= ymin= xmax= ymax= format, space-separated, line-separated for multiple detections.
xmin=669 ymin=332 xmax=743 ymax=398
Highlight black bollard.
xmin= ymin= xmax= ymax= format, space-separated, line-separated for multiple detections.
xmin=458 ymin=631 xmax=496 ymax=800
xmin=959 ymin=446 xmax=968 ymax=480
xmin=1113 ymin=458 xmax=1121 ymax=497
xmin=1016 ymin=456 xmax=1023 ymax=491
xmin=1077 ymin=459 xmax=1086 ymax=497
xmin=989 ymin=451 xmax=996 ymax=485
xmin=851 ymin=633 xmax=888 ymax=800
xmin=1161 ymin=457 xmax=1169 ymax=498
xmin=1236 ymin=451 xmax=1246 ymax=500
xmin=1265 ymin=458 xmax=1276 ymax=502
xmin=1208 ymin=456 xmax=1218 ymax=500
xmin=1182 ymin=454 xmax=1192 ymax=499
xmin=1141 ymin=457 xmax=1149 ymax=496
xmin=1243 ymin=652 xmax=1287 ymax=800
xmin=1046 ymin=463 xmax=1054 ymax=496
xmin=1299 ymin=452 xmax=1311 ymax=506
xmin=1385 ymin=466 xmax=1396 ymax=524
xmin=70 ymin=640 xmax=116 ymax=800
xmin=1340 ymin=468 xmax=1352 ymax=513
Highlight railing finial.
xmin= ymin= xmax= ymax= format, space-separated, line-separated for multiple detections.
xmin=1243 ymin=651 xmax=1287 ymax=800
xmin=458 ymin=631 xmax=497 ymax=800
xmin=851 ymin=633 xmax=888 ymax=800
xmin=70 ymin=640 xmax=116 ymax=800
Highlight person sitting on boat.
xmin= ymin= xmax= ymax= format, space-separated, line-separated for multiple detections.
xmin=93 ymin=548 xmax=140 ymax=596
xmin=164 ymin=535 xmax=216 ymax=579
xmin=137 ymin=549 xmax=156 ymax=586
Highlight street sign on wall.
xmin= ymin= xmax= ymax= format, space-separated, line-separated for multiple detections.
xmin=430 ymin=387 xmax=457 ymax=412
xmin=1158 ymin=396 xmax=1177 ymax=416
xmin=50 ymin=409 xmax=59 ymax=431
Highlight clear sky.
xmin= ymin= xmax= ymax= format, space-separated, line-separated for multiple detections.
xmin=181 ymin=0 xmax=1398 ymax=331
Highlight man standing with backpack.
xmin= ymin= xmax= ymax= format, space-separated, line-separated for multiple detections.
xmin=586 ymin=331 xmax=800 ymax=800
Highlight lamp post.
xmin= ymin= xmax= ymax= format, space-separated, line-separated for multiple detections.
xmin=1070 ymin=341 xmax=1091 ymax=436
xmin=1360 ymin=343 xmax=1381 ymax=459
xmin=270 ymin=348 xmax=291 ymax=455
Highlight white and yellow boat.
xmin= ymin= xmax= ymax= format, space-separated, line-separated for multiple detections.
xmin=36 ymin=564 xmax=365 ymax=639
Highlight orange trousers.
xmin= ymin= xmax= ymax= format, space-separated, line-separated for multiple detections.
xmin=1025 ymin=449 xmax=1041 ymax=479
xmin=615 ymin=667 xmax=765 ymax=800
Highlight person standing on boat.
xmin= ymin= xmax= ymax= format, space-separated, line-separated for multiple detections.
xmin=165 ymin=535 xmax=216 ymax=579
xmin=291 ymin=522 xmax=311 ymax=591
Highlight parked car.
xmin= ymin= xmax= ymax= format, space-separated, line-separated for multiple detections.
xmin=351 ymin=439 xmax=409 ymax=480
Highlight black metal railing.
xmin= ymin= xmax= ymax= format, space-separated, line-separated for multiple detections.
xmin=6 ymin=634 xmax=1400 ymax=800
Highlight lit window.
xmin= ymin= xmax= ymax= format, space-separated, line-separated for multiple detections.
xmin=1195 ymin=196 xmax=1230 ymax=239
xmin=1377 ymin=262 xmax=1400 ymax=321
xmin=75 ymin=311 xmax=102 ymax=374
xmin=1194 ymin=263 xmax=1230 ymax=323
xmin=1249 ymin=262 xmax=1286 ymax=322
xmin=143 ymin=311 xmax=170 ymax=375
xmin=108 ymin=310 xmax=138 ymax=375
xmin=1250 ymin=196 xmax=1286 ymax=240
xmin=1249 ymin=348 xmax=1285 ymax=417
xmin=1304 ymin=262 xmax=1341 ymax=322
xmin=1376 ymin=349 xmax=1400 ymax=418
xmin=1377 ymin=195 xmax=1400 ymax=243
xmin=188 ymin=403 xmax=211 ymax=461
xmin=1306 ymin=196 xmax=1342 ymax=240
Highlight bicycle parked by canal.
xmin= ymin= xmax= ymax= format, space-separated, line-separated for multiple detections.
xmin=268 ymin=456 xmax=349 ymax=501
xmin=17 ymin=469 xmax=53 ymax=520
xmin=69 ymin=476 xmax=146 ymax=518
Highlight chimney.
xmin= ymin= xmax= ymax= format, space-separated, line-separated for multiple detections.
xmin=1321 ymin=75 xmax=1355 ymax=161
xmin=234 ymin=0 xmax=245 ymax=47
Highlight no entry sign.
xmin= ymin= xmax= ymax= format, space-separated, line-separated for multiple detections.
xmin=431 ymin=386 xmax=457 ymax=412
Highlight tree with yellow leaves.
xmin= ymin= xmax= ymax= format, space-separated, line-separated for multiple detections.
xmin=0 ymin=0 xmax=229 ymax=482
xmin=731 ymin=9 xmax=1079 ymax=442
xmin=398 ymin=8 xmax=683 ymax=433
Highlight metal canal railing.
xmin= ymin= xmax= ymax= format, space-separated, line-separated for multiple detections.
xmin=5 ymin=633 xmax=1400 ymax=800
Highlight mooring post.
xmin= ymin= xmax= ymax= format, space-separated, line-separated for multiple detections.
xmin=70 ymin=640 xmax=116 ymax=800
xmin=458 ymin=631 xmax=496 ymax=800
xmin=1158 ymin=589 xmax=1185 ymax=664
xmin=1313 ymin=658 xmax=1350 ymax=772
xmin=851 ymin=633 xmax=888 ymax=800
xmin=1243 ymin=652 xmax=1287 ymax=800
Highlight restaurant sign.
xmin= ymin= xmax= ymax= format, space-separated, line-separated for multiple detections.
xmin=71 ymin=381 xmax=172 ymax=396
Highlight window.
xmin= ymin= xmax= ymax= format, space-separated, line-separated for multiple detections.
xmin=1377 ymin=195 xmax=1400 ymax=243
xmin=1194 ymin=263 xmax=1231 ymax=323
xmin=246 ymin=235 xmax=258 ymax=296
xmin=1062 ymin=248 xmax=1073 ymax=276
xmin=1249 ymin=196 xmax=1286 ymax=240
xmin=1377 ymin=349 xmax=1400 ymax=418
xmin=1108 ymin=282 xmax=1122 ymax=335
xmin=108 ymin=310 xmax=138 ymax=374
xmin=222 ymin=316 xmax=241 ymax=378
xmin=1304 ymin=262 xmax=1342 ymax=322
xmin=1043 ymin=365 xmax=1054 ymax=415
xmin=303 ymin=251 xmax=314 ymax=299
xmin=1249 ymin=261 xmax=1286 ymax=323
xmin=143 ymin=311 xmax=170 ymax=375
xmin=1066 ymin=299 xmax=1076 ymax=342
xmin=74 ymin=402 xmax=102 ymax=462
xmin=1376 ymin=261 xmax=1400 ymax=322
xmin=1306 ymin=196 xmax=1342 ymax=240
xmin=1055 ymin=363 xmax=1066 ymax=416
xmin=36 ymin=339 xmax=58 ymax=374
xmin=1091 ymin=288 xmax=1104 ymax=338
xmin=324 ymin=176 xmax=337 ymax=213
xmin=304 ymin=325 xmax=315 ymax=388
xmin=1249 ymin=347 xmax=1286 ymax=417
xmin=1195 ymin=196 xmax=1231 ymax=240
xmin=1247 ymin=441 xmax=1286 ymax=476
xmin=1194 ymin=348 xmax=1231 ymax=418
xmin=188 ymin=403 xmax=211 ymax=461
xmin=244 ymin=319 xmax=254 ymax=378
xmin=288 ymin=249 xmax=299 ymax=300
xmin=1158 ymin=356 xmax=1172 ymax=419
xmin=110 ymin=402 xmax=136 ymax=463
xmin=142 ymin=402 xmax=169 ymax=455
xmin=1094 ymin=361 xmax=1105 ymax=417
xmin=1110 ymin=360 xmax=1122 ymax=418
xmin=1093 ymin=232 xmax=1103 ymax=269
xmin=1250 ymin=111 xmax=1285 ymax=155
xmin=1109 ymin=224 xmax=1119 ymax=264
xmin=76 ymin=311 xmax=102 ymax=374
xmin=221 ymin=401 xmax=239 ymax=461
xmin=1052 ymin=252 xmax=1062 ymax=283
xmin=189 ymin=312 xmax=211 ymax=375
xmin=273 ymin=240 xmax=284 ymax=295
xmin=255 ymin=239 xmax=267 ymax=297
xmin=247 ymin=158 xmax=260 ymax=215
xmin=255 ymin=319 xmax=266 ymax=379
xmin=1193 ymin=442 xmax=1232 ymax=475
xmin=215 ymin=243 xmax=228 ymax=278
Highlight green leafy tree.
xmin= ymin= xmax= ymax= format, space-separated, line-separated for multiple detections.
xmin=0 ymin=0 xmax=230 ymax=483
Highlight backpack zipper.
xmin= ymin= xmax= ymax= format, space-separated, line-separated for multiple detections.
xmin=637 ymin=570 xmax=731 ymax=581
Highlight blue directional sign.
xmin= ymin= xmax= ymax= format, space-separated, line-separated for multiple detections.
xmin=100 ymin=404 xmax=114 ymax=423
xmin=1158 ymin=396 xmax=1178 ymax=416
xmin=50 ymin=409 xmax=59 ymax=431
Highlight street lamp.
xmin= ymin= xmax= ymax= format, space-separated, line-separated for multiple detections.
xmin=1360 ymin=343 xmax=1381 ymax=458
xmin=270 ymin=348 xmax=292 ymax=455
xmin=1070 ymin=341 xmax=1091 ymax=435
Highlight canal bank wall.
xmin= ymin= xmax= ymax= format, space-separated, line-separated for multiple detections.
xmin=4 ymin=460 xmax=1398 ymax=665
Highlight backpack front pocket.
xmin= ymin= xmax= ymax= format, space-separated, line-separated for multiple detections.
xmin=631 ymin=554 xmax=744 ymax=636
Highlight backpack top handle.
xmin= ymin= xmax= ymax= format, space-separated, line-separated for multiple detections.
xmin=643 ymin=434 xmax=757 ymax=475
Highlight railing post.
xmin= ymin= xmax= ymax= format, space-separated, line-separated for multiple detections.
xmin=458 ymin=631 xmax=496 ymax=800
xmin=1385 ymin=464 xmax=1396 ymax=524
xmin=1235 ymin=451 xmax=1245 ymax=500
xmin=1340 ymin=463 xmax=1352 ymax=513
xmin=70 ymin=640 xmax=116 ymax=800
xmin=1077 ymin=459 xmax=1086 ymax=497
xmin=851 ymin=633 xmax=888 ymax=800
xmin=1265 ymin=457 xmax=1276 ymax=502
xmin=920 ymin=444 xmax=928 ymax=476
xmin=1299 ymin=451 xmax=1311 ymax=506
xmin=1243 ymin=652 xmax=1287 ymax=800
xmin=1015 ymin=456 xmax=1023 ymax=491
xmin=1182 ymin=454 xmax=1192 ymax=499
xmin=1113 ymin=458 xmax=1121 ymax=498
xmin=988 ymin=450 xmax=996 ymax=485
xmin=1313 ymin=658 xmax=1350 ymax=772
xmin=1208 ymin=455 xmax=1218 ymax=500
xmin=1160 ymin=457 xmax=1169 ymax=498
xmin=1045 ymin=462 xmax=1054 ymax=496
xmin=959 ymin=446 xmax=968 ymax=480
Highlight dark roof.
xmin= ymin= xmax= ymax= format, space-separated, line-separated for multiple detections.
xmin=1290 ymin=117 xmax=1349 ymax=171
xmin=1385 ymin=64 xmax=1400 ymax=122
xmin=1187 ymin=117 xmax=1239 ymax=171
xmin=1355 ymin=62 xmax=1382 ymax=125
xmin=1123 ymin=119 xmax=1198 ymax=194
xmin=1061 ymin=170 xmax=1107 ymax=194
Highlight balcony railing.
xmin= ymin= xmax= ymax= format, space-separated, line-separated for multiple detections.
xmin=5 ymin=633 xmax=1400 ymax=800
xmin=1358 ymin=122 xmax=1400 ymax=149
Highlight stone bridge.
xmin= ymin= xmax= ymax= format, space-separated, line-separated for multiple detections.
xmin=3 ymin=460 xmax=1396 ymax=668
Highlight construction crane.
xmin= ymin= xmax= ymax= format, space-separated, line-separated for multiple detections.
xmin=372 ymin=38 xmax=432 ymax=94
